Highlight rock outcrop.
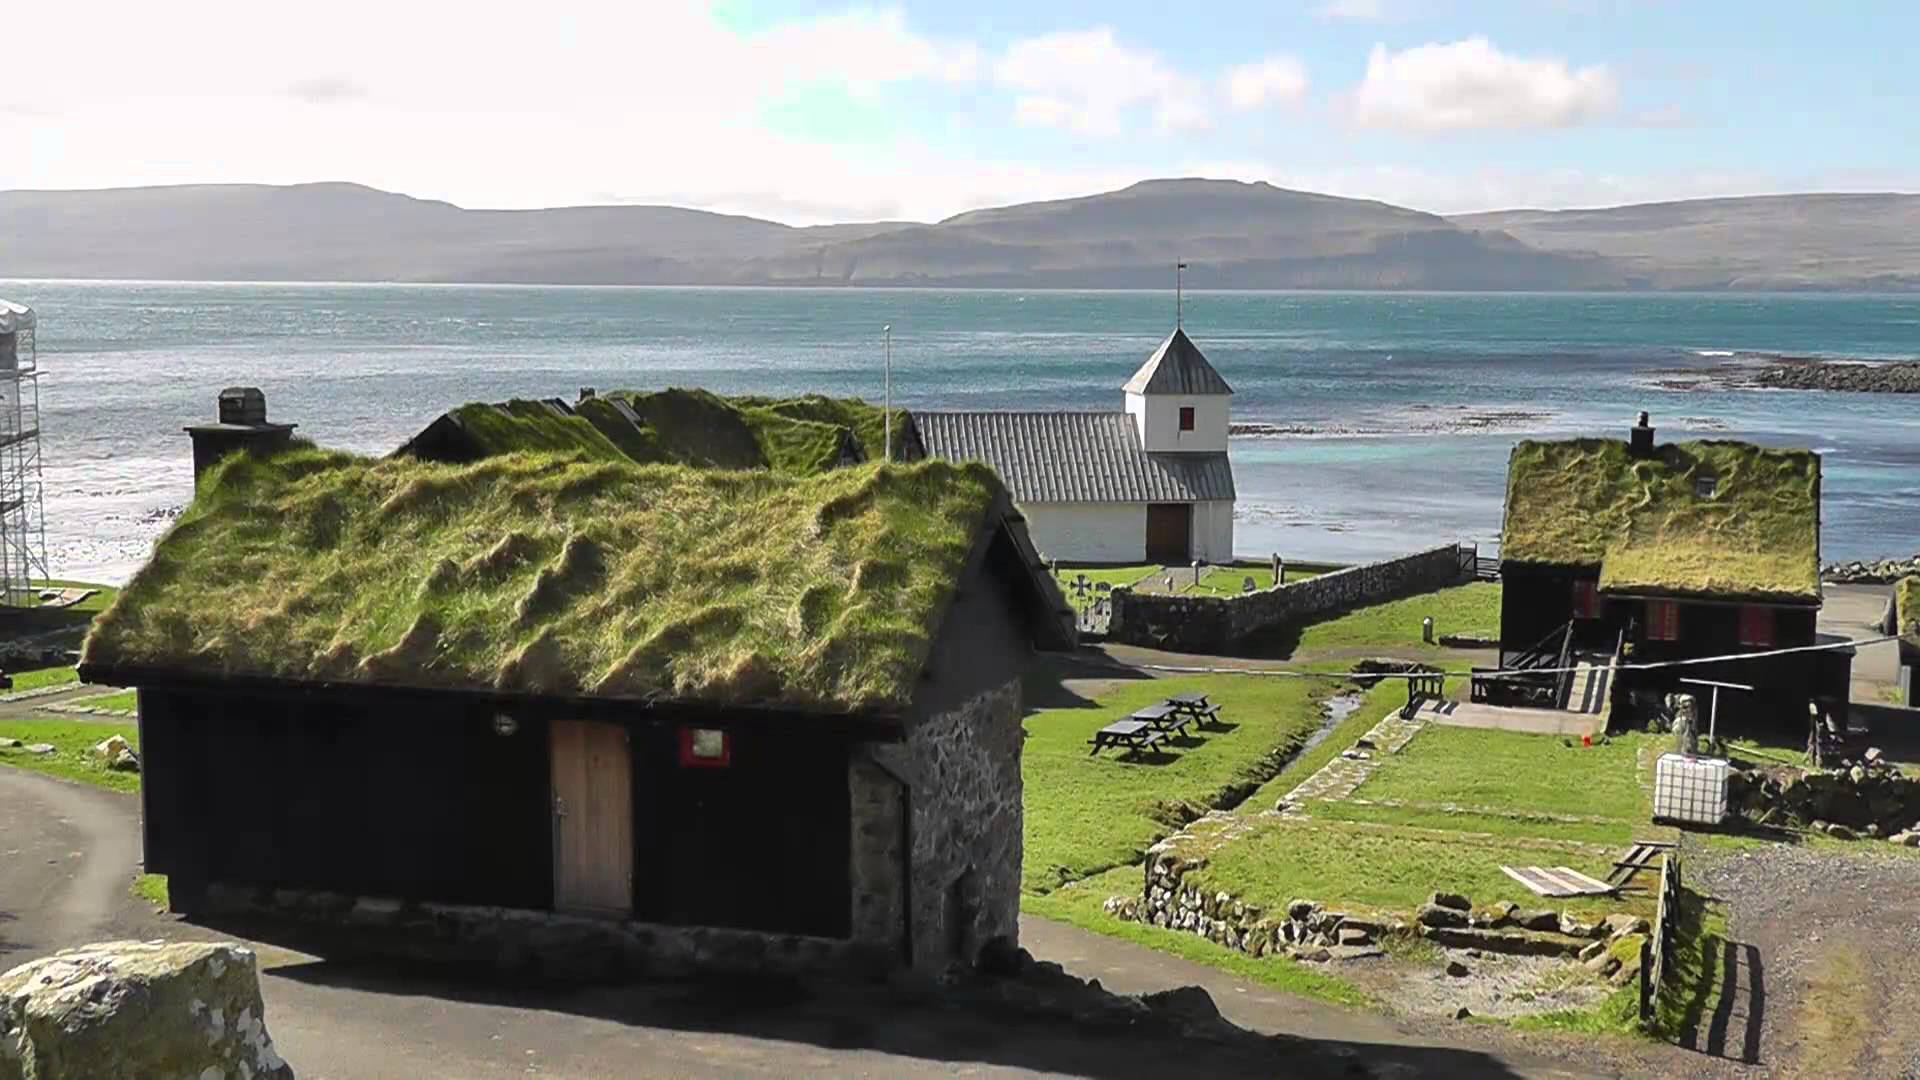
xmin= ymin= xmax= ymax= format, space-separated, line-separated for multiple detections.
xmin=0 ymin=940 xmax=293 ymax=1080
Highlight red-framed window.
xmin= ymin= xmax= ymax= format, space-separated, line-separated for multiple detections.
xmin=678 ymin=726 xmax=731 ymax=769
xmin=1571 ymin=579 xmax=1601 ymax=619
xmin=1178 ymin=406 xmax=1196 ymax=431
xmin=1646 ymin=600 xmax=1681 ymax=642
xmin=1738 ymin=605 xmax=1776 ymax=647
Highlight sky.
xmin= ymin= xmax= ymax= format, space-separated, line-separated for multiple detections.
xmin=5 ymin=1 xmax=1918 ymax=225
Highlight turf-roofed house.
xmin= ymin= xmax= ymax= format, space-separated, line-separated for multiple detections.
xmin=916 ymin=327 xmax=1236 ymax=565
xmin=1485 ymin=413 xmax=1846 ymax=728
xmin=80 ymin=390 xmax=1074 ymax=978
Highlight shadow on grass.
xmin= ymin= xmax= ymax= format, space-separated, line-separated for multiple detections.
xmin=1661 ymin=888 xmax=1765 ymax=1066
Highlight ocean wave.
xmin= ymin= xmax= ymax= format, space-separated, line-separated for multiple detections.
xmin=1692 ymin=349 xmax=1736 ymax=357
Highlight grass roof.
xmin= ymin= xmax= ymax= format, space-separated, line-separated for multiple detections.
xmin=82 ymin=449 xmax=1008 ymax=713
xmin=427 ymin=390 xmax=868 ymax=477
xmin=1502 ymin=438 xmax=1821 ymax=602
xmin=1898 ymin=576 xmax=1919 ymax=646
xmin=734 ymin=394 xmax=910 ymax=462
xmin=449 ymin=401 xmax=628 ymax=461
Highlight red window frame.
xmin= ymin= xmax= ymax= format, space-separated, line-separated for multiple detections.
xmin=1571 ymin=579 xmax=1600 ymax=619
xmin=1178 ymin=406 xmax=1196 ymax=431
xmin=1646 ymin=600 xmax=1680 ymax=642
xmin=1738 ymin=604 xmax=1775 ymax=648
xmin=678 ymin=726 xmax=732 ymax=769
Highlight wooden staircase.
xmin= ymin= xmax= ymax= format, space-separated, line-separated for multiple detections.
xmin=1564 ymin=657 xmax=1611 ymax=715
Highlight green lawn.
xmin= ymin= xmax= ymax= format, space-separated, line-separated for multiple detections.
xmin=1291 ymin=581 xmax=1501 ymax=657
xmin=1651 ymin=883 xmax=1732 ymax=1040
xmin=1348 ymin=726 xmax=1652 ymax=823
xmin=132 ymin=873 xmax=170 ymax=909
xmin=83 ymin=689 xmax=138 ymax=713
xmin=7 ymin=665 xmax=79 ymax=693
xmin=0 ymin=719 xmax=141 ymax=793
xmin=1170 ymin=813 xmax=1644 ymax=920
xmin=1022 ymin=671 xmax=1342 ymax=894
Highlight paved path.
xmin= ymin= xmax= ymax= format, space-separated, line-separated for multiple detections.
xmin=1818 ymin=584 xmax=1901 ymax=703
xmin=0 ymin=766 xmax=145 ymax=963
xmin=1416 ymin=699 xmax=1606 ymax=737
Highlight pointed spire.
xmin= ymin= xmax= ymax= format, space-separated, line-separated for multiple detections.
xmin=1123 ymin=327 xmax=1234 ymax=396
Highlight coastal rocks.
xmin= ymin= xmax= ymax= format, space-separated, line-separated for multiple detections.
xmin=1822 ymin=554 xmax=1920 ymax=584
xmin=0 ymin=940 xmax=294 ymax=1080
xmin=1755 ymin=359 xmax=1920 ymax=395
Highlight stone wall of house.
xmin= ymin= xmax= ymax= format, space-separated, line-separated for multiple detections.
xmin=189 ymin=886 xmax=893 ymax=983
xmin=871 ymin=677 xmax=1025 ymax=972
xmin=846 ymin=755 xmax=907 ymax=958
xmin=1107 ymin=544 xmax=1471 ymax=653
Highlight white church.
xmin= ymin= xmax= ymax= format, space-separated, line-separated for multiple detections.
xmin=915 ymin=327 xmax=1236 ymax=564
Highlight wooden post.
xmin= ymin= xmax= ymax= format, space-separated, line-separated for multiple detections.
xmin=1271 ymin=552 xmax=1282 ymax=585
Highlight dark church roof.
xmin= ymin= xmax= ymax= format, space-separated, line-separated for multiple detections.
xmin=915 ymin=411 xmax=1235 ymax=504
xmin=1122 ymin=328 xmax=1234 ymax=396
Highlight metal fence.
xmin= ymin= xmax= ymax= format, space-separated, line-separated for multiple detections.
xmin=1639 ymin=852 xmax=1682 ymax=1028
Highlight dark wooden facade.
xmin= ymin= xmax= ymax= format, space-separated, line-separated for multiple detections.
xmin=1498 ymin=560 xmax=1839 ymax=727
xmin=110 ymin=510 xmax=1070 ymax=959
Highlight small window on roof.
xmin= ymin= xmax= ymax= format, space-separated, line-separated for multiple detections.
xmin=1694 ymin=473 xmax=1719 ymax=497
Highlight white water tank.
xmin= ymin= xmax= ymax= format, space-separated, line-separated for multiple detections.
xmin=1652 ymin=753 xmax=1729 ymax=826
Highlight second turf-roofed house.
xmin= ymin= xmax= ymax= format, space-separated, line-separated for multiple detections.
xmin=79 ymin=447 xmax=1073 ymax=977
xmin=1491 ymin=414 xmax=1843 ymax=728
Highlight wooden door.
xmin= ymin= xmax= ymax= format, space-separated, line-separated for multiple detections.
xmin=1145 ymin=503 xmax=1192 ymax=563
xmin=550 ymin=719 xmax=633 ymax=916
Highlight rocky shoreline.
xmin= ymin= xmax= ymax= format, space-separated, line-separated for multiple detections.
xmin=1823 ymin=554 xmax=1920 ymax=585
xmin=1649 ymin=354 xmax=1920 ymax=394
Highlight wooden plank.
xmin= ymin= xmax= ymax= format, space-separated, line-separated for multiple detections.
xmin=1500 ymin=865 xmax=1574 ymax=897
xmin=1549 ymin=866 xmax=1619 ymax=895
xmin=551 ymin=718 xmax=633 ymax=915
xmin=1529 ymin=866 xmax=1593 ymax=896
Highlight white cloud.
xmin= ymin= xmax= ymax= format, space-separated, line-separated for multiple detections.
xmin=1226 ymin=57 xmax=1310 ymax=109
xmin=1351 ymin=38 xmax=1618 ymax=131
xmin=1316 ymin=0 xmax=1387 ymax=20
xmin=995 ymin=28 xmax=1209 ymax=136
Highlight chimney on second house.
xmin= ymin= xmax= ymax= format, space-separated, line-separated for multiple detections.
xmin=185 ymin=387 xmax=298 ymax=488
xmin=1629 ymin=411 xmax=1656 ymax=458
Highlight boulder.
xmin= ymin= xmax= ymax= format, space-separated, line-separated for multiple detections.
xmin=1578 ymin=940 xmax=1609 ymax=963
xmin=22 ymin=744 xmax=54 ymax=756
xmin=1336 ymin=927 xmax=1373 ymax=947
xmin=1286 ymin=899 xmax=1317 ymax=921
xmin=1557 ymin=912 xmax=1604 ymax=938
xmin=1417 ymin=903 xmax=1469 ymax=929
xmin=1428 ymin=891 xmax=1472 ymax=913
xmin=0 ymin=737 xmax=19 ymax=749
xmin=1604 ymin=914 xmax=1651 ymax=939
xmin=1327 ymin=944 xmax=1385 ymax=961
xmin=1445 ymin=960 xmax=1470 ymax=978
xmin=0 ymin=940 xmax=293 ymax=1080
xmin=1138 ymin=985 xmax=1221 ymax=1025
xmin=1584 ymin=952 xmax=1622 ymax=977
xmin=1512 ymin=909 xmax=1559 ymax=932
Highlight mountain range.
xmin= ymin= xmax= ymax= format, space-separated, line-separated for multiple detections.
xmin=5 ymin=178 xmax=1918 ymax=291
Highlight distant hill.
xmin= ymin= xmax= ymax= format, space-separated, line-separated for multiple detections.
xmin=3 ymin=178 xmax=1915 ymax=290
xmin=1450 ymin=194 xmax=1920 ymax=290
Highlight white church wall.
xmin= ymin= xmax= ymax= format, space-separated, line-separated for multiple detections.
xmin=1193 ymin=499 xmax=1235 ymax=563
xmin=1020 ymin=501 xmax=1149 ymax=563
xmin=1125 ymin=393 xmax=1230 ymax=453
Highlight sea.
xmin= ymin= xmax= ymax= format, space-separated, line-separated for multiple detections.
xmin=1 ymin=280 xmax=1916 ymax=585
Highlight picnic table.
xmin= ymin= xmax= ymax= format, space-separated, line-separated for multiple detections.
xmin=1127 ymin=703 xmax=1194 ymax=738
xmin=1088 ymin=719 xmax=1166 ymax=756
xmin=1163 ymin=693 xmax=1223 ymax=723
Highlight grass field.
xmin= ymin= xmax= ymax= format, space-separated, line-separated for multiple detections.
xmin=1170 ymin=813 xmax=1641 ymax=920
xmin=7 ymin=665 xmax=78 ymax=692
xmin=1290 ymin=581 xmax=1501 ymax=656
xmin=83 ymin=689 xmax=138 ymax=713
xmin=0 ymin=719 xmax=141 ymax=793
xmin=1021 ymin=671 xmax=1342 ymax=894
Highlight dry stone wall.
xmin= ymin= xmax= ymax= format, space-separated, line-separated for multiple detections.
xmin=1106 ymin=545 xmax=1471 ymax=653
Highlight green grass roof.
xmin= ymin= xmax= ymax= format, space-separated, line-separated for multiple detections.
xmin=1502 ymin=438 xmax=1821 ymax=602
xmin=732 ymin=394 xmax=910 ymax=462
xmin=429 ymin=390 xmax=870 ymax=476
xmin=82 ymin=449 xmax=1007 ymax=713
xmin=1898 ymin=576 xmax=1919 ymax=646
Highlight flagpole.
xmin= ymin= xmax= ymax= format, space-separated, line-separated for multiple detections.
xmin=1176 ymin=260 xmax=1187 ymax=329
xmin=883 ymin=324 xmax=893 ymax=463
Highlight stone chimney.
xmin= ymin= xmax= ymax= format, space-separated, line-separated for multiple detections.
xmin=185 ymin=387 xmax=298 ymax=488
xmin=1628 ymin=411 xmax=1656 ymax=458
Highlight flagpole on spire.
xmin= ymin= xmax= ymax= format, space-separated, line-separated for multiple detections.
xmin=1175 ymin=260 xmax=1188 ymax=329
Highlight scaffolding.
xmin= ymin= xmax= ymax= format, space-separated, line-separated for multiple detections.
xmin=0 ymin=300 xmax=47 ymax=608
